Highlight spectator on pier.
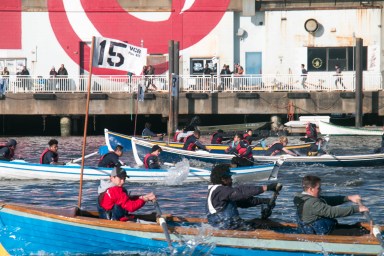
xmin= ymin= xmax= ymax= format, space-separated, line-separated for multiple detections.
xmin=183 ymin=130 xmax=211 ymax=152
xmin=40 ymin=139 xmax=64 ymax=165
xmin=97 ymin=166 xmax=156 ymax=221
xmin=294 ymin=175 xmax=369 ymax=236
xmin=0 ymin=139 xmax=17 ymax=161
xmin=98 ymin=145 xmax=124 ymax=168
xmin=1 ymin=67 xmax=9 ymax=96
xmin=264 ymin=136 xmax=298 ymax=156
xmin=142 ymin=122 xmax=163 ymax=138
xmin=143 ymin=145 xmax=162 ymax=169
xmin=301 ymin=64 xmax=308 ymax=89
xmin=225 ymin=133 xmax=253 ymax=167
xmin=49 ymin=66 xmax=57 ymax=91
xmin=145 ymin=65 xmax=157 ymax=91
xmin=57 ymin=64 xmax=68 ymax=90
xmin=206 ymin=164 xmax=281 ymax=230
xmin=203 ymin=63 xmax=212 ymax=75
xmin=334 ymin=64 xmax=346 ymax=90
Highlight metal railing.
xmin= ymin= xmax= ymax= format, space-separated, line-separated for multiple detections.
xmin=0 ymin=72 xmax=381 ymax=94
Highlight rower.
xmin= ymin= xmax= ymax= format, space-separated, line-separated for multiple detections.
xmin=143 ymin=145 xmax=162 ymax=169
xmin=264 ymin=136 xmax=298 ymax=156
xmin=307 ymin=138 xmax=326 ymax=156
xmin=0 ymin=139 xmax=17 ymax=161
xmin=40 ymin=139 xmax=64 ymax=165
xmin=225 ymin=133 xmax=254 ymax=167
xmin=98 ymin=145 xmax=124 ymax=168
xmin=293 ymin=175 xmax=369 ymax=236
xmin=206 ymin=164 xmax=281 ymax=230
xmin=183 ymin=130 xmax=211 ymax=152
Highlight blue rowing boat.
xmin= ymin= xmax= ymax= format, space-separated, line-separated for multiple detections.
xmin=0 ymin=202 xmax=382 ymax=255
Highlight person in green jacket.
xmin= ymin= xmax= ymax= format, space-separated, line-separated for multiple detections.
xmin=293 ymin=175 xmax=369 ymax=236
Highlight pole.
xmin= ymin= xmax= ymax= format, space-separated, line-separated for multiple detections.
xmin=355 ymin=38 xmax=363 ymax=128
xmin=167 ymin=40 xmax=174 ymax=144
xmin=133 ymin=82 xmax=140 ymax=135
xmin=173 ymin=41 xmax=180 ymax=132
xmin=78 ymin=36 xmax=95 ymax=209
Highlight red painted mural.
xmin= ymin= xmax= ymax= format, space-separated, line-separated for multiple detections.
xmin=0 ymin=0 xmax=21 ymax=49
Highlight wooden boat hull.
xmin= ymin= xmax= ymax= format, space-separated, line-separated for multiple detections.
xmin=132 ymin=137 xmax=384 ymax=167
xmin=0 ymin=203 xmax=381 ymax=255
xmin=105 ymin=129 xmax=312 ymax=155
xmin=319 ymin=121 xmax=383 ymax=136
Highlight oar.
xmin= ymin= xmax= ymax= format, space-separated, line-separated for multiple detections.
xmin=153 ymin=201 xmax=173 ymax=249
xmin=357 ymin=200 xmax=384 ymax=248
xmin=268 ymin=157 xmax=284 ymax=180
xmin=261 ymin=183 xmax=283 ymax=220
xmin=68 ymin=151 xmax=98 ymax=164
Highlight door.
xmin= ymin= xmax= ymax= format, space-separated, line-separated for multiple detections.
xmin=246 ymin=52 xmax=262 ymax=74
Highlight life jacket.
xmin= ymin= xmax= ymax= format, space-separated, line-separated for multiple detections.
xmin=210 ymin=132 xmax=223 ymax=144
xmin=236 ymin=140 xmax=252 ymax=159
xmin=40 ymin=148 xmax=58 ymax=164
xmin=98 ymin=152 xmax=116 ymax=168
xmin=183 ymin=135 xmax=197 ymax=151
xmin=266 ymin=142 xmax=283 ymax=156
xmin=296 ymin=211 xmax=337 ymax=235
xmin=207 ymin=185 xmax=241 ymax=230
xmin=173 ymin=131 xmax=181 ymax=142
xmin=143 ymin=153 xmax=151 ymax=169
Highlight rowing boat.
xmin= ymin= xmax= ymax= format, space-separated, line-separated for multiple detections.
xmin=131 ymin=137 xmax=384 ymax=167
xmin=0 ymin=202 xmax=381 ymax=255
xmin=0 ymin=158 xmax=277 ymax=183
xmin=105 ymin=129 xmax=313 ymax=155
xmin=318 ymin=121 xmax=383 ymax=136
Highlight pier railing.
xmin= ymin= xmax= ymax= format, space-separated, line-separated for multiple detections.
xmin=0 ymin=72 xmax=382 ymax=94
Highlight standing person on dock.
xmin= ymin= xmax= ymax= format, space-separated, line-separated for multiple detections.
xmin=206 ymin=164 xmax=281 ymax=230
xmin=0 ymin=139 xmax=17 ymax=161
xmin=294 ymin=175 xmax=369 ymax=236
xmin=143 ymin=145 xmax=162 ymax=169
xmin=334 ymin=64 xmax=346 ymax=90
xmin=225 ymin=133 xmax=254 ymax=167
xmin=40 ymin=139 xmax=64 ymax=165
xmin=301 ymin=64 xmax=308 ymax=89
xmin=264 ymin=136 xmax=298 ymax=156
xmin=183 ymin=130 xmax=211 ymax=152
xmin=98 ymin=145 xmax=124 ymax=168
xmin=97 ymin=166 xmax=156 ymax=221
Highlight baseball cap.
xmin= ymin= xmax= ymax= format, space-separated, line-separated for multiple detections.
xmin=110 ymin=166 xmax=129 ymax=179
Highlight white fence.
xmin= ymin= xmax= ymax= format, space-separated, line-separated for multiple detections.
xmin=0 ymin=72 xmax=382 ymax=94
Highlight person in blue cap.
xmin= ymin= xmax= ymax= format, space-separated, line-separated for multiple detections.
xmin=206 ymin=164 xmax=281 ymax=230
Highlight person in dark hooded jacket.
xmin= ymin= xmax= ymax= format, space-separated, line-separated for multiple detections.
xmin=0 ymin=139 xmax=17 ymax=161
xmin=206 ymin=164 xmax=281 ymax=230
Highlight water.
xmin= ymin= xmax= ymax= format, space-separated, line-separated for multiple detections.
xmin=0 ymin=135 xmax=382 ymax=225
xmin=1 ymin=135 xmax=383 ymax=255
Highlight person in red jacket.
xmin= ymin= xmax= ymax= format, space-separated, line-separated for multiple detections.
xmin=97 ymin=166 xmax=156 ymax=221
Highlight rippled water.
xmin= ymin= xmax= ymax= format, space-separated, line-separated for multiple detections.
xmin=0 ymin=135 xmax=383 ymax=226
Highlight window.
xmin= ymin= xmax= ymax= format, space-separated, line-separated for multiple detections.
xmin=190 ymin=58 xmax=217 ymax=75
xmin=0 ymin=58 xmax=26 ymax=75
xmin=307 ymin=47 xmax=367 ymax=71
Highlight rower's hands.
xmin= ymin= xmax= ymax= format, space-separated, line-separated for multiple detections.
xmin=140 ymin=192 xmax=156 ymax=202
xmin=358 ymin=205 xmax=369 ymax=213
xmin=266 ymin=182 xmax=282 ymax=192
xmin=347 ymin=195 xmax=362 ymax=204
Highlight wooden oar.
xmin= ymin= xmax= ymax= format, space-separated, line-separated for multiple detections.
xmin=357 ymin=200 xmax=384 ymax=248
xmin=261 ymin=183 xmax=283 ymax=220
xmin=153 ymin=201 xmax=173 ymax=249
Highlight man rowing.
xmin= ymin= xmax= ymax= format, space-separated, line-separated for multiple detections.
xmin=183 ymin=130 xmax=211 ymax=152
xmin=143 ymin=145 xmax=162 ymax=169
xmin=264 ymin=136 xmax=298 ymax=156
xmin=206 ymin=164 xmax=281 ymax=230
xmin=294 ymin=175 xmax=369 ymax=236
xmin=98 ymin=145 xmax=124 ymax=168
xmin=225 ymin=133 xmax=253 ymax=167
xmin=97 ymin=166 xmax=156 ymax=221
xmin=40 ymin=139 xmax=64 ymax=165
xmin=0 ymin=139 xmax=17 ymax=161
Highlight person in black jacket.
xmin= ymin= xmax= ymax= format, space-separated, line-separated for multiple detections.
xmin=0 ymin=139 xmax=17 ymax=161
xmin=98 ymin=145 xmax=124 ymax=168
xmin=206 ymin=164 xmax=281 ymax=230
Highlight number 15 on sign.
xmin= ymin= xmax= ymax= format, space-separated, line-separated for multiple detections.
xmin=92 ymin=37 xmax=147 ymax=75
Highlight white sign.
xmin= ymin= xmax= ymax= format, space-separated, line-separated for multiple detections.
xmin=92 ymin=37 xmax=147 ymax=75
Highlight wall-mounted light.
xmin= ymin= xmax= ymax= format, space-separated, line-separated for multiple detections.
xmin=330 ymin=27 xmax=336 ymax=32
xmin=304 ymin=18 xmax=319 ymax=33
